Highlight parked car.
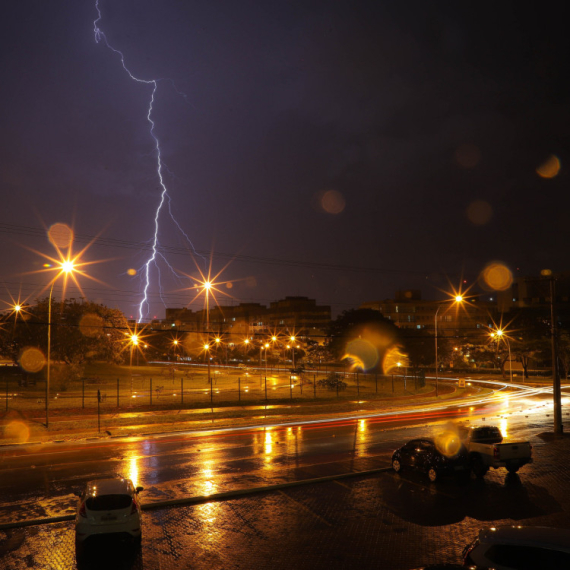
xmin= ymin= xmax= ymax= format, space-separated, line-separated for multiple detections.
xmin=74 ymin=477 xmax=144 ymax=555
xmin=391 ymin=436 xmax=470 ymax=482
xmin=462 ymin=525 xmax=570 ymax=569
xmin=459 ymin=425 xmax=533 ymax=478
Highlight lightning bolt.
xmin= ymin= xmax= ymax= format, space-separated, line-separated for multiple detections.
xmin=93 ymin=0 xmax=203 ymax=322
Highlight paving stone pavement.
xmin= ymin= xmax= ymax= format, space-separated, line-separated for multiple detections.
xmin=1 ymin=430 xmax=570 ymax=569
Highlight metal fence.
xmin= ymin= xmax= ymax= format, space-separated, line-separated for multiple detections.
xmin=0 ymin=366 xmax=428 ymax=414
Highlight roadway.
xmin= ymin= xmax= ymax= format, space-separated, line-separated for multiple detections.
xmin=0 ymin=377 xmax=565 ymax=526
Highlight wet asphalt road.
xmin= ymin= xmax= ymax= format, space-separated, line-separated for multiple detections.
xmin=0 ymin=381 xmax=569 ymax=569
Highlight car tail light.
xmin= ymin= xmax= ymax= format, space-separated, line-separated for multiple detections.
xmin=79 ymin=502 xmax=87 ymax=518
xmin=493 ymin=445 xmax=500 ymax=459
xmin=130 ymin=500 xmax=139 ymax=515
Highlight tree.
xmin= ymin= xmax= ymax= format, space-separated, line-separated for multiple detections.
xmin=0 ymin=298 xmax=128 ymax=369
xmin=509 ymin=308 xmax=552 ymax=378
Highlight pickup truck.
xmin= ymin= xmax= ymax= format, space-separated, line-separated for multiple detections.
xmin=458 ymin=425 xmax=533 ymax=478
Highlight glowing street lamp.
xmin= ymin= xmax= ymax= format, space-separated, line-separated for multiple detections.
xmin=45 ymin=258 xmax=79 ymax=428
xmin=434 ymin=293 xmax=465 ymax=397
xmin=491 ymin=329 xmax=513 ymax=383
xmin=29 ymin=228 xmax=103 ymax=428
xmin=290 ymin=336 xmax=296 ymax=368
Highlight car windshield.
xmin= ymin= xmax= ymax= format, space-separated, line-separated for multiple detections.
xmin=471 ymin=427 xmax=503 ymax=443
xmin=86 ymin=494 xmax=132 ymax=511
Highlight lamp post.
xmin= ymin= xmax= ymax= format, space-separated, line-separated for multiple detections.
xmin=214 ymin=336 xmax=226 ymax=368
xmin=435 ymin=295 xmax=464 ymax=397
xmin=129 ymin=334 xmax=139 ymax=401
xmin=204 ymin=343 xmax=211 ymax=386
xmin=46 ymin=283 xmax=55 ymax=428
xmin=45 ymin=260 xmax=77 ymax=428
xmin=290 ymin=336 xmax=296 ymax=368
xmin=259 ymin=343 xmax=266 ymax=381
xmin=172 ymin=339 xmax=179 ymax=362
xmin=493 ymin=329 xmax=513 ymax=383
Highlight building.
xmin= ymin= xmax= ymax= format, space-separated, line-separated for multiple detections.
xmin=361 ymin=290 xmax=495 ymax=338
xmin=163 ymin=296 xmax=331 ymax=341
xmin=497 ymin=272 xmax=570 ymax=313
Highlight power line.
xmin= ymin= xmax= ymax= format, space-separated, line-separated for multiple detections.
xmin=0 ymin=221 xmax=452 ymax=277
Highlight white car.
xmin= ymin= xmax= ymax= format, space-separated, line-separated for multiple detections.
xmin=463 ymin=525 xmax=570 ymax=569
xmin=74 ymin=477 xmax=143 ymax=553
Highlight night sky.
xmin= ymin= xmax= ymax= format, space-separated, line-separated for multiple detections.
xmin=1 ymin=1 xmax=568 ymax=320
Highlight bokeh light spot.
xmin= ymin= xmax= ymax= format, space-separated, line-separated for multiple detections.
xmin=320 ymin=190 xmax=346 ymax=214
xmin=455 ymin=143 xmax=481 ymax=169
xmin=435 ymin=431 xmax=461 ymax=457
xmin=79 ymin=313 xmax=104 ymax=338
xmin=48 ymin=223 xmax=74 ymax=249
xmin=480 ymin=262 xmax=513 ymax=291
xmin=127 ymin=268 xmax=137 ymax=276
xmin=4 ymin=421 xmax=30 ymax=443
xmin=382 ymin=346 xmax=409 ymax=375
xmin=226 ymin=282 xmax=233 ymax=289
xmin=467 ymin=200 xmax=493 ymax=225
xmin=344 ymin=339 xmax=378 ymax=371
xmin=536 ymin=155 xmax=560 ymax=179
xmin=19 ymin=348 xmax=46 ymax=373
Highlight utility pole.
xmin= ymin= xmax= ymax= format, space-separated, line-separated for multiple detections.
xmin=549 ymin=276 xmax=563 ymax=434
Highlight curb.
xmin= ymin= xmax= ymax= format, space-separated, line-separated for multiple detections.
xmin=0 ymin=466 xmax=391 ymax=531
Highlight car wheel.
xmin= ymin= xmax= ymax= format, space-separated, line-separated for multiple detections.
xmin=427 ymin=466 xmax=438 ymax=482
xmin=392 ymin=458 xmax=402 ymax=473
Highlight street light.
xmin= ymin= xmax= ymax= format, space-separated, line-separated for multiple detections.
xmin=31 ymin=230 xmax=100 ymax=428
xmin=491 ymin=329 xmax=513 ymax=383
xmin=434 ymin=294 xmax=464 ymax=397
xmin=204 ymin=342 xmax=211 ymax=386
xmin=290 ymin=336 xmax=296 ymax=368
xmin=129 ymin=334 xmax=139 ymax=399
xmin=45 ymin=260 xmax=78 ymax=428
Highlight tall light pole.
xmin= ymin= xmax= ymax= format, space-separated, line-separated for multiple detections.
xmin=130 ymin=334 xmax=139 ymax=400
xmin=290 ymin=336 xmax=296 ymax=368
xmin=548 ymin=275 xmax=563 ymax=434
xmin=204 ymin=343 xmax=211 ymax=402
xmin=46 ymin=283 xmax=55 ymax=428
xmin=35 ymin=230 xmax=97 ymax=429
xmin=204 ymin=281 xmax=212 ymax=386
xmin=435 ymin=294 xmax=464 ymax=397
xmin=492 ymin=330 xmax=512 ymax=383
xmin=46 ymin=260 xmax=77 ymax=428
xmin=259 ymin=343 xmax=265 ymax=381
